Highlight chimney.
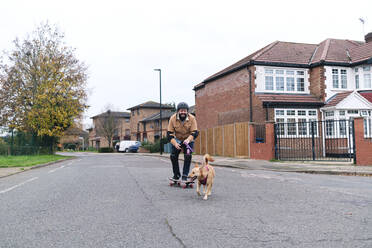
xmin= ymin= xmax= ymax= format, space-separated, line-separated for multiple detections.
xmin=365 ymin=32 xmax=372 ymax=43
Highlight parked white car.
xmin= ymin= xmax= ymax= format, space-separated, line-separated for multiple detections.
xmin=118 ymin=140 xmax=141 ymax=152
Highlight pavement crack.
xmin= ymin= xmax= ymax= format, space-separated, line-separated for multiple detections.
xmin=127 ymin=168 xmax=187 ymax=247
xmin=165 ymin=219 xmax=187 ymax=248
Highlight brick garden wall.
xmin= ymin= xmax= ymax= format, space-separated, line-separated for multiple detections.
xmin=354 ymin=117 xmax=372 ymax=165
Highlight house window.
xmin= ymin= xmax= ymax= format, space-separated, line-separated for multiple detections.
xmin=363 ymin=66 xmax=371 ymax=72
xmin=298 ymin=118 xmax=307 ymax=135
xmin=339 ymin=110 xmax=345 ymax=116
xmin=355 ymin=68 xmax=359 ymax=73
xmin=137 ymin=109 xmax=140 ymax=115
xmin=125 ymin=118 xmax=129 ymax=123
xmin=326 ymin=120 xmax=334 ymax=136
xmin=309 ymin=119 xmax=318 ymax=136
xmin=276 ymin=76 xmax=284 ymax=91
xmin=341 ymin=69 xmax=347 ymax=88
xmin=297 ymin=78 xmax=304 ymax=92
xmin=325 ymin=111 xmax=334 ymax=117
xmin=265 ymin=76 xmax=274 ymax=90
xmin=274 ymin=108 xmax=318 ymax=136
xmin=286 ymin=77 xmax=295 ymax=91
xmin=298 ymin=110 xmax=306 ymax=116
xmin=125 ymin=129 xmax=130 ymax=136
xmin=287 ymin=110 xmax=295 ymax=116
xmin=364 ymin=74 xmax=371 ymax=88
xmin=339 ymin=119 xmax=347 ymax=136
xmin=276 ymin=118 xmax=285 ymax=135
xmin=332 ymin=69 xmax=339 ymax=88
xmin=132 ymin=110 xmax=135 ymax=116
xmin=355 ymin=75 xmax=359 ymax=89
xmin=276 ymin=110 xmax=284 ymax=116
xmin=364 ymin=118 xmax=372 ymax=138
xmin=287 ymin=118 xmax=297 ymax=135
xmin=347 ymin=110 xmax=358 ymax=114
xmin=264 ymin=68 xmax=305 ymax=92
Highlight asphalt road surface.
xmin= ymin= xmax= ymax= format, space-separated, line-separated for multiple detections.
xmin=1 ymin=153 xmax=372 ymax=248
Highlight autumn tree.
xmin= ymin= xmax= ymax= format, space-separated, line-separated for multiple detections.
xmin=0 ymin=23 xmax=88 ymax=149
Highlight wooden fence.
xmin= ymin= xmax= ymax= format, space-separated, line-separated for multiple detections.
xmin=194 ymin=121 xmax=275 ymax=160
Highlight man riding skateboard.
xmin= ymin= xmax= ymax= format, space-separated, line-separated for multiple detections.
xmin=167 ymin=102 xmax=198 ymax=183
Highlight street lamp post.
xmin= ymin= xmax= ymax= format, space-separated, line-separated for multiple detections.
xmin=154 ymin=69 xmax=162 ymax=155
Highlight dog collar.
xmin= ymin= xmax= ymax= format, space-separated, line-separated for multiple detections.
xmin=200 ymin=175 xmax=208 ymax=185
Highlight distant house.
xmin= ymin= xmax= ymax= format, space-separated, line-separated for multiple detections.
xmin=140 ymin=110 xmax=174 ymax=143
xmin=59 ymin=127 xmax=88 ymax=150
xmin=139 ymin=106 xmax=196 ymax=143
xmin=127 ymin=101 xmax=174 ymax=141
xmin=88 ymin=111 xmax=131 ymax=149
xmin=194 ymin=32 xmax=372 ymax=133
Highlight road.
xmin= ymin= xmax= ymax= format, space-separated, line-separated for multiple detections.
xmin=1 ymin=153 xmax=372 ymax=248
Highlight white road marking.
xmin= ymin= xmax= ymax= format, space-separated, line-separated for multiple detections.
xmin=48 ymin=165 xmax=65 ymax=173
xmin=0 ymin=177 xmax=38 ymax=194
xmin=241 ymin=172 xmax=302 ymax=182
xmin=91 ymin=165 xmax=126 ymax=168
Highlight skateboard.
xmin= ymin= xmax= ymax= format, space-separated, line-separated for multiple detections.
xmin=168 ymin=178 xmax=194 ymax=189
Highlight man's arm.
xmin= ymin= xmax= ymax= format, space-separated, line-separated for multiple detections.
xmin=167 ymin=116 xmax=181 ymax=148
xmin=185 ymin=117 xmax=198 ymax=144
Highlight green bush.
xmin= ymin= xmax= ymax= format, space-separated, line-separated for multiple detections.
xmin=98 ymin=147 xmax=114 ymax=153
xmin=0 ymin=143 xmax=9 ymax=155
xmin=143 ymin=138 xmax=169 ymax=153
xmin=63 ymin=143 xmax=76 ymax=150
xmin=87 ymin=146 xmax=97 ymax=152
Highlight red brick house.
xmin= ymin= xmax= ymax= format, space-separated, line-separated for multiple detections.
xmin=88 ymin=111 xmax=131 ymax=149
xmin=139 ymin=105 xmax=195 ymax=143
xmin=194 ymin=33 xmax=372 ymax=133
xmin=127 ymin=101 xmax=174 ymax=141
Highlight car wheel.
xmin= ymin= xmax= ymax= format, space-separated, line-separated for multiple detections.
xmin=125 ymin=148 xmax=128 ymax=153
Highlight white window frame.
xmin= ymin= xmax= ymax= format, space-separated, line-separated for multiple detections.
xmin=364 ymin=74 xmax=371 ymax=88
xmin=354 ymin=65 xmax=372 ymax=90
xmin=323 ymin=109 xmax=366 ymax=138
xmin=264 ymin=67 xmax=307 ymax=93
xmin=275 ymin=108 xmax=318 ymax=137
xmin=332 ymin=68 xmax=347 ymax=89
xmin=364 ymin=117 xmax=372 ymax=138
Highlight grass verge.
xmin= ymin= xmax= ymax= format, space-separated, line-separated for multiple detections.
xmin=0 ymin=155 xmax=72 ymax=168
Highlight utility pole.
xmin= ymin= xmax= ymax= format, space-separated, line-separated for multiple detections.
xmin=154 ymin=69 xmax=162 ymax=155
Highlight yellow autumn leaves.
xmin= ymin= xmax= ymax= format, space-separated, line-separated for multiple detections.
xmin=0 ymin=23 xmax=88 ymax=138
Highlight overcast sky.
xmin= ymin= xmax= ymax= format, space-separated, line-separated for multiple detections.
xmin=1 ymin=0 xmax=371 ymax=128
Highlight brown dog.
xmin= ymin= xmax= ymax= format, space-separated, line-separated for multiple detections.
xmin=188 ymin=154 xmax=215 ymax=200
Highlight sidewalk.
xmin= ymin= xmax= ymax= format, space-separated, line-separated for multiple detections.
xmin=139 ymin=153 xmax=372 ymax=177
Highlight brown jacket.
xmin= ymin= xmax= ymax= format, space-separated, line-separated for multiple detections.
xmin=167 ymin=113 xmax=198 ymax=141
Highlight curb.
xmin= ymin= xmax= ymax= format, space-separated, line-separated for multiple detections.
xmin=132 ymin=153 xmax=372 ymax=177
xmin=0 ymin=157 xmax=76 ymax=179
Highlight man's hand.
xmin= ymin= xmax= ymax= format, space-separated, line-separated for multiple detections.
xmin=171 ymin=139 xmax=182 ymax=150
xmin=184 ymin=136 xmax=192 ymax=145
xmin=174 ymin=142 xmax=181 ymax=150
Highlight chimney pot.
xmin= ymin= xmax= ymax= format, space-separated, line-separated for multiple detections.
xmin=365 ymin=32 xmax=372 ymax=43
